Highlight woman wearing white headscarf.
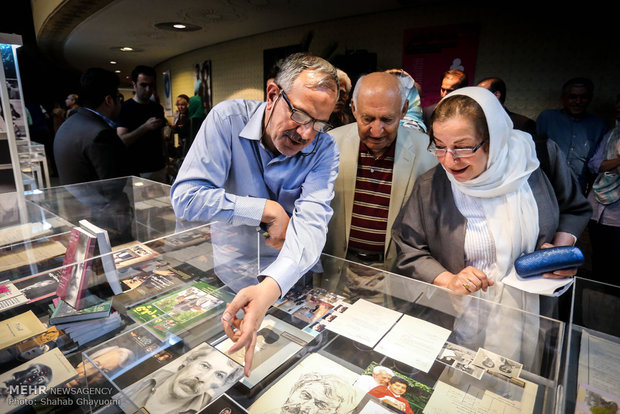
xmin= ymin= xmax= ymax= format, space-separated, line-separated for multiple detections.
xmin=391 ymin=87 xmax=590 ymax=366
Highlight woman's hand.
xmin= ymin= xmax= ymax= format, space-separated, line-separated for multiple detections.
xmin=539 ymin=241 xmax=577 ymax=279
xmin=434 ymin=266 xmax=494 ymax=295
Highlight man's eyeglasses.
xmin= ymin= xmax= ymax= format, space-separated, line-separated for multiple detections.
xmin=428 ymin=140 xmax=487 ymax=158
xmin=277 ymin=86 xmax=333 ymax=133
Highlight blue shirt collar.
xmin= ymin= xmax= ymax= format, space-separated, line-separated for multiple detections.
xmin=84 ymin=107 xmax=118 ymax=128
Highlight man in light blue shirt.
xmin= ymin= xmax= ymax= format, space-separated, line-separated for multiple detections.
xmin=170 ymin=53 xmax=339 ymax=375
xmin=536 ymin=77 xmax=608 ymax=194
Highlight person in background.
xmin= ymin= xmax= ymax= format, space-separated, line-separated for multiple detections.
xmin=422 ymin=69 xmax=468 ymax=126
xmin=172 ymin=94 xmax=191 ymax=156
xmin=116 ymin=65 xmax=168 ymax=183
xmin=53 ymin=68 xmax=132 ymax=185
xmin=328 ymin=68 xmax=354 ymax=128
xmin=536 ymin=77 xmax=608 ymax=194
xmin=386 ymin=68 xmax=426 ymax=132
xmin=477 ymin=76 xmax=536 ymax=136
xmin=586 ymin=94 xmax=620 ymax=285
xmin=65 ymin=93 xmax=80 ymax=118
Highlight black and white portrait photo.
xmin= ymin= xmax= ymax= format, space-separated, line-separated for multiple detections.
xmin=249 ymin=353 xmax=364 ymax=414
xmin=118 ymin=342 xmax=242 ymax=414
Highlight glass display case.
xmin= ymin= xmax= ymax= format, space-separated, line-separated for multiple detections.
xmin=562 ymin=277 xmax=620 ymax=414
xmin=0 ymin=177 xmax=579 ymax=414
xmin=0 ymin=176 xmax=198 ymax=282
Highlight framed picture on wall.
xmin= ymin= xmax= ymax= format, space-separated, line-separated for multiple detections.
xmin=162 ymin=70 xmax=172 ymax=117
xmin=402 ymin=23 xmax=479 ymax=107
xmin=193 ymin=60 xmax=212 ymax=117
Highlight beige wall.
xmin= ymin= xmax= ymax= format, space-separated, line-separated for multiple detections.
xmin=155 ymin=5 xmax=617 ymax=125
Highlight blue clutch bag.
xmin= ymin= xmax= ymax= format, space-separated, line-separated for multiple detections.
xmin=514 ymin=246 xmax=584 ymax=278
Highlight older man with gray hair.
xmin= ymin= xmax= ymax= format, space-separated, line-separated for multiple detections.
xmin=171 ymin=53 xmax=340 ymax=376
xmin=322 ymin=72 xmax=437 ymax=298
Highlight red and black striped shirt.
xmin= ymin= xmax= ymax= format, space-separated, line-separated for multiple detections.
xmin=348 ymin=141 xmax=395 ymax=253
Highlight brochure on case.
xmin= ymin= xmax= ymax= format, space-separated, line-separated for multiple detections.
xmin=375 ymin=314 xmax=451 ymax=373
xmin=128 ymin=279 xmax=233 ymax=339
xmin=326 ymin=298 xmax=402 ymax=348
xmin=0 ymin=310 xmax=47 ymax=350
xmin=0 ymin=280 xmax=27 ymax=310
xmin=578 ymin=330 xmax=620 ymax=398
xmin=424 ymin=368 xmax=537 ymax=414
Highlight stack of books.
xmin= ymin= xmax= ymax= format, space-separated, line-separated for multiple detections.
xmin=49 ymin=297 xmax=121 ymax=346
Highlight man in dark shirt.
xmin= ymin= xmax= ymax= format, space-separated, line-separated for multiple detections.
xmin=117 ymin=65 xmax=168 ymax=183
xmin=477 ymin=76 xmax=537 ymax=136
xmin=53 ymin=68 xmax=130 ymax=185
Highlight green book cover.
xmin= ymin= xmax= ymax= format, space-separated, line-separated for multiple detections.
xmin=50 ymin=297 xmax=112 ymax=323
xmin=128 ymin=279 xmax=233 ymax=339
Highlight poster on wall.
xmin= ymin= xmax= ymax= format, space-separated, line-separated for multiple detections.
xmin=193 ymin=60 xmax=212 ymax=117
xmin=162 ymin=69 xmax=172 ymax=117
xmin=402 ymin=23 xmax=479 ymax=108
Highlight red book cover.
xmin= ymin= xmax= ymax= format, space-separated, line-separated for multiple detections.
xmin=55 ymin=227 xmax=81 ymax=298
xmin=56 ymin=227 xmax=96 ymax=309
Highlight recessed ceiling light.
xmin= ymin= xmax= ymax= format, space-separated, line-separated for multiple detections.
xmin=110 ymin=61 xmax=117 ymax=64
xmin=114 ymin=70 xmax=121 ymax=73
xmin=154 ymin=22 xmax=202 ymax=32
xmin=120 ymin=47 xmax=134 ymax=52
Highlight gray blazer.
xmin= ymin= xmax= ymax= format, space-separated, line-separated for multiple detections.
xmin=391 ymin=140 xmax=591 ymax=283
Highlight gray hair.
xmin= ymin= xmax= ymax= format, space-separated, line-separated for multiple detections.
xmin=372 ymin=365 xmax=394 ymax=376
xmin=352 ymin=73 xmax=407 ymax=109
xmin=285 ymin=372 xmax=358 ymax=413
xmin=274 ymin=53 xmax=338 ymax=93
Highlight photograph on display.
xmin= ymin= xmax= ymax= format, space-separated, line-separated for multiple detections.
xmin=162 ymin=227 xmax=211 ymax=249
xmin=437 ymin=342 xmax=484 ymax=380
xmin=82 ymin=325 xmax=181 ymax=383
xmin=204 ymin=393 xmax=249 ymax=413
xmin=215 ymin=315 xmax=312 ymax=389
xmin=248 ymin=353 xmax=365 ymax=414
xmin=0 ymin=348 xmax=77 ymax=413
xmin=424 ymin=368 xmax=537 ymax=414
xmin=115 ymin=342 xmax=242 ymax=414
xmin=472 ymin=348 xmax=523 ymax=379
xmin=354 ymin=361 xmax=434 ymax=414
xmin=0 ymin=281 xmax=27 ymax=311
xmin=128 ymin=279 xmax=233 ymax=339
xmin=7 ymin=265 xmax=60 ymax=301
xmin=112 ymin=243 xmax=159 ymax=268
xmin=273 ymin=287 xmax=347 ymax=329
xmin=575 ymin=382 xmax=620 ymax=414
